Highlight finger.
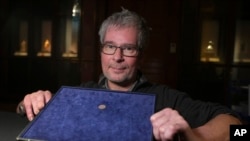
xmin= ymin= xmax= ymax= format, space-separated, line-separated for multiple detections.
xmin=23 ymin=94 xmax=35 ymax=121
xmin=151 ymin=109 xmax=171 ymax=140
xmin=44 ymin=90 xmax=52 ymax=103
xmin=26 ymin=112 xmax=34 ymax=121
xmin=151 ymin=108 xmax=181 ymax=140
xmin=152 ymin=118 xmax=170 ymax=140
xmin=32 ymin=101 xmax=42 ymax=115
xmin=152 ymin=125 xmax=160 ymax=140
xmin=151 ymin=108 xmax=172 ymax=121
xmin=151 ymin=108 xmax=172 ymax=130
xmin=159 ymin=124 xmax=177 ymax=140
xmin=151 ymin=115 xmax=161 ymax=139
xmin=32 ymin=90 xmax=47 ymax=115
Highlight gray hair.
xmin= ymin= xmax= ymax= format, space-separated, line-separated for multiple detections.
xmin=98 ymin=9 xmax=150 ymax=50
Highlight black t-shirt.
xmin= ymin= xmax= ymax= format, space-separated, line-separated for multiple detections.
xmin=81 ymin=79 xmax=239 ymax=128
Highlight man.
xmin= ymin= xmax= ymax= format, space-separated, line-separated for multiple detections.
xmin=17 ymin=9 xmax=242 ymax=141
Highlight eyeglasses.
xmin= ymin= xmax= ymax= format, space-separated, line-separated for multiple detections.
xmin=101 ymin=43 xmax=139 ymax=57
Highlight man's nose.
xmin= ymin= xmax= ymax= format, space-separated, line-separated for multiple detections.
xmin=112 ymin=48 xmax=124 ymax=61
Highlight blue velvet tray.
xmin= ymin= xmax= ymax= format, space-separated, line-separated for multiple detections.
xmin=16 ymin=86 xmax=156 ymax=141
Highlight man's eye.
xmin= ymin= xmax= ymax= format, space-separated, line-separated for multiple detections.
xmin=106 ymin=45 xmax=114 ymax=49
xmin=124 ymin=47 xmax=134 ymax=51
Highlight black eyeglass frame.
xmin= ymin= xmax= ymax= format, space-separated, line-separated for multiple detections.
xmin=101 ymin=43 xmax=140 ymax=57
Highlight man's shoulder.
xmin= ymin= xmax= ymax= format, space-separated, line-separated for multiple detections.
xmin=135 ymin=82 xmax=170 ymax=93
xmin=135 ymin=82 xmax=188 ymax=99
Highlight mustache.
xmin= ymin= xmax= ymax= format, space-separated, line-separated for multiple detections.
xmin=109 ymin=64 xmax=127 ymax=69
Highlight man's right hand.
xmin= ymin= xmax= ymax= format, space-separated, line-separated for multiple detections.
xmin=17 ymin=90 xmax=52 ymax=121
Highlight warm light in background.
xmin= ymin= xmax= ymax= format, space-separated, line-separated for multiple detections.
xmin=200 ymin=20 xmax=220 ymax=62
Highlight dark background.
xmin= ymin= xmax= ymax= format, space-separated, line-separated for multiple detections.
xmin=0 ymin=0 xmax=250 ymax=113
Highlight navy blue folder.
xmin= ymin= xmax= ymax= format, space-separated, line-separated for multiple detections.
xmin=16 ymin=86 xmax=156 ymax=141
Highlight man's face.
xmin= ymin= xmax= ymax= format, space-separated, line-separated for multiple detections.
xmin=101 ymin=26 xmax=139 ymax=87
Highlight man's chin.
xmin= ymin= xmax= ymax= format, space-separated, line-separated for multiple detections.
xmin=109 ymin=78 xmax=126 ymax=83
xmin=107 ymin=76 xmax=129 ymax=84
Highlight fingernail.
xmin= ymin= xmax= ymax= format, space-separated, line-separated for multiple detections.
xmin=28 ymin=115 xmax=33 ymax=121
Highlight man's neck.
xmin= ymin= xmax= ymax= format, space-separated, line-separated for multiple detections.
xmin=107 ymin=80 xmax=137 ymax=91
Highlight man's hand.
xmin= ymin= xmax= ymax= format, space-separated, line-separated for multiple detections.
xmin=17 ymin=90 xmax=52 ymax=121
xmin=150 ymin=108 xmax=191 ymax=141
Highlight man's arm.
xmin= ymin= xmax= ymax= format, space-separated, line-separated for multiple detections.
xmin=188 ymin=114 xmax=242 ymax=141
xmin=151 ymin=108 xmax=242 ymax=141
